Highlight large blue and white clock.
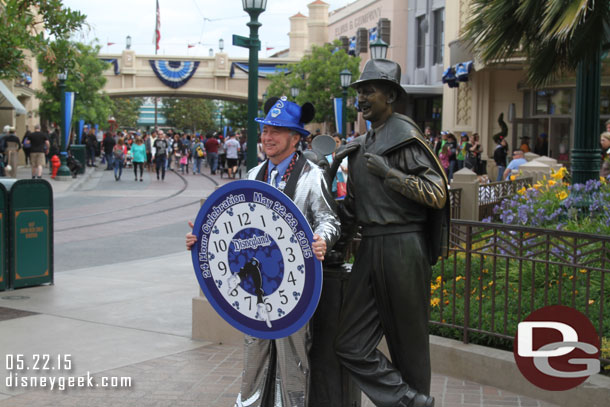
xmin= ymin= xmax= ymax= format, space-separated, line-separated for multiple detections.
xmin=191 ymin=180 xmax=323 ymax=339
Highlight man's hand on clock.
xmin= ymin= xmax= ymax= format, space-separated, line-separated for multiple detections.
xmin=312 ymin=234 xmax=326 ymax=261
xmin=364 ymin=153 xmax=391 ymax=178
xmin=186 ymin=221 xmax=196 ymax=250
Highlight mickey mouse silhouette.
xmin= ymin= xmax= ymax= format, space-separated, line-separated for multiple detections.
xmin=227 ymin=257 xmax=272 ymax=328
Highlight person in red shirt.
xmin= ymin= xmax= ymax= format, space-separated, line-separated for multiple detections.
xmin=204 ymin=133 xmax=220 ymax=175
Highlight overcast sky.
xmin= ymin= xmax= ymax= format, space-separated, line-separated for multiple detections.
xmin=62 ymin=0 xmax=350 ymax=58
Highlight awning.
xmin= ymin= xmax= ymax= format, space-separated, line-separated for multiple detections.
xmin=0 ymin=81 xmax=27 ymax=115
xmin=230 ymin=62 xmax=291 ymax=78
xmin=402 ymin=84 xmax=444 ymax=95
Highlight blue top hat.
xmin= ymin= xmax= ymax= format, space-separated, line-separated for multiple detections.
xmin=255 ymin=97 xmax=315 ymax=137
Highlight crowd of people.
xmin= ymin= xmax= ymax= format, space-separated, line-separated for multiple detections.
xmin=82 ymin=128 xmax=250 ymax=181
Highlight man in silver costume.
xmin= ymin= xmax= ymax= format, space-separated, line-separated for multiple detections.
xmin=186 ymin=97 xmax=339 ymax=407
xmin=333 ymin=59 xmax=449 ymax=407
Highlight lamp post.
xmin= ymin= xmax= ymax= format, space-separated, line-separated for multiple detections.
xmin=340 ymin=69 xmax=352 ymax=138
xmin=290 ymin=86 xmax=299 ymax=101
xmin=369 ymin=38 xmax=388 ymax=60
xmin=57 ymin=71 xmax=71 ymax=178
xmin=126 ymin=35 xmax=132 ymax=50
xmin=219 ymin=38 xmax=224 ymax=52
xmin=234 ymin=0 xmax=267 ymax=170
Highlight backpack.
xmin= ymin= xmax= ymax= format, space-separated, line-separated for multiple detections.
xmin=196 ymin=145 xmax=204 ymax=158
xmin=113 ymin=146 xmax=125 ymax=160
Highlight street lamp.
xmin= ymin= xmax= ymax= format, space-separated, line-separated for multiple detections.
xmin=209 ymin=48 xmax=213 ymax=56
xmin=234 ymin=0 xmax=267 ymax=170
xmin=340 ymin=69 xmax=352 ymax=138
xmin=57 ymin=70 xmax=71 ymax=178
xmin=126 ymin=35 xmax=132 ymax=50
xmin=369 ymin=38 xmax=388 ymax=60
xmin=219 ymin=38 xmax=224 ymax=52
xmin=290 ymin=86 xmax=299 ymax=100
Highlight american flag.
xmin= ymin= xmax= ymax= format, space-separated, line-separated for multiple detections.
xmin=154 ymin=0 xmax=161 ymax=51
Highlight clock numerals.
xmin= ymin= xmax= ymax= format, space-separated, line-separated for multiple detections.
xmin=244 ymin=296 xmax=252 ymax=311
xmin=218 ymin=261 xmax=229 ymax=276
xmin=276 ymin=226 xmax=285 ymax=240
xmin=279 ymin=289 xmax=288 ymax=305
xmin=265 ymin=302 xmax=273 ymax=312
xmin=260 ymin=215 xmax=266 ymax=228
xmin=213 ymin=239 xmax=227 ymax=252
xmin=288 ymin=271 xmax=297 ymax=286
xmin=237 ymin=213 xmax=251 ymax=227
xmin=286 ymin=247 xmax=296 ymax=263
xmin=229 ymin=288 xmax=238 ymax=297
xmin=223 ymin=221 xmax=234 ymax=234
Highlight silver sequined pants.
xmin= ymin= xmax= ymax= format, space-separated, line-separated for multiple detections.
xmin=235 ymin=324 xmax=310 ymax=407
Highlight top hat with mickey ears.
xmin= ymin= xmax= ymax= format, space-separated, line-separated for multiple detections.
xmin=255 ymin=97 xmax=315 ymax=136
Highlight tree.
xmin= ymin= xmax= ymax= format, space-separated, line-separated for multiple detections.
xmin=222 ymin=101 xmax=249 ymax=130
xmin=162 ymin=98 xmax=216 ymax=133
xmin=462 ymin=0 xmax=610 ymax=87
xmin=266 ymin=41 xmax=360 ymax=131
xmin=0 ymin=0 xmax=86 ymax=80
xmin=111 ymin=97 xmax=144 ymax=129
xmin=37 ymin=41 xmax=112 ymax=127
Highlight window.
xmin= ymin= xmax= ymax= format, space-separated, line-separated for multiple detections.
xmin=432 ymin=8 xmax=444 ymax=65
xmin=416 ymin=15 xmax=426 ymax=68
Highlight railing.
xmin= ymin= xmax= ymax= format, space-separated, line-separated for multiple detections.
xmin=448 ymin=187 xmax=461 ymax=219
xmin=430 ymin=220 xmax=610 ymax=368
xmin=478 ymin=177 xmax=532 ymax=220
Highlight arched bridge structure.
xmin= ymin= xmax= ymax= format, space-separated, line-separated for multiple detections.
xmin=100 ymin=50 xmax=297 ymax=102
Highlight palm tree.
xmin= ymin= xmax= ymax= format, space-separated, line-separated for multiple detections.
xmin=462 ymin=0 xmax=610 ymax=183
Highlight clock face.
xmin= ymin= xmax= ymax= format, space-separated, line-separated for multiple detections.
xmin=191 ymin=180 xmax=322 ymax=339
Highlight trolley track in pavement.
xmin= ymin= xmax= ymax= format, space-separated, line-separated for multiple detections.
xmin=55 ymin=170 xmax=220 ymax=232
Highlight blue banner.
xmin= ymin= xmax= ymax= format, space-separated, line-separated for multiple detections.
xmin=333 ymin=98 xmax=342 ymax=135
xmin=78 ymin=119 xmax=85 ymax=144
xmin=64 ymin=92 xmax=75 ymax=152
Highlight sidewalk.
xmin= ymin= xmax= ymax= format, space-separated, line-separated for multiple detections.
xmin=0 ymin=251 xmax=559 ymax=407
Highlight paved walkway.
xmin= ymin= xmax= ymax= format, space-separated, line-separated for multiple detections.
xmin=0 ymin=164 xmax=560 ymax=407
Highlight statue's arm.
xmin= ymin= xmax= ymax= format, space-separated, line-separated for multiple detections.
xmin=383 ymin=143 xmax=447 ymax=210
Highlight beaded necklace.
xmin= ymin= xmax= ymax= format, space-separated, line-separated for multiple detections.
xmin=264 ymin=152 xmax=299 ymax=191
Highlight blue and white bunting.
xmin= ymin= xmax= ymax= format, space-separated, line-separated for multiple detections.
xmin=149 ymin=60 xmax=200 ymax=88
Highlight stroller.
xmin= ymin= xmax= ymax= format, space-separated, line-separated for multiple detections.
xmin=67 ymin=151 xmax=83 ymax=178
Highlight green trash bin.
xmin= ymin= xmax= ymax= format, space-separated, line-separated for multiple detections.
xmin=69 ymin=144 xmax=86 ymax=174
xmin=0 ymin=182 xmax=9 ymax=291
xmin=8 ymin=179 xmax=53 ymax=289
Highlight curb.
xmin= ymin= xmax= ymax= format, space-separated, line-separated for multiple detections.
xmin=430 ymin=335 xmax=610 ymax=407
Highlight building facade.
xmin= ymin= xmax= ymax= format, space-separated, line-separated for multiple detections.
xmin=442 ymin=0 xmax=610 ymax=178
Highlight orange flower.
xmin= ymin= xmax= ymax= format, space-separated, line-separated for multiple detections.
xmin=430 ymin=298 xmax=441 ymax=307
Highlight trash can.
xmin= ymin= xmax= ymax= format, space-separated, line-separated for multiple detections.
xmin=8 ymin=179 xmax=53 ymax=289
xmin=69 ymin=144 xmax=86 ymax=174
xmin=309 ymin=263 xmax=361 ymax=407
xmin=0 ymin=181 xmax=9 ymax=291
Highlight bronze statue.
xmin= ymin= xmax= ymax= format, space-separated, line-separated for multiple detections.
xmin=333 ymin=59 xmax=449 ymax=407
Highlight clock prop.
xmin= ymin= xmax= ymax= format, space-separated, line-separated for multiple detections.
xmin=191 ymin=180 xmax=323 ymax=339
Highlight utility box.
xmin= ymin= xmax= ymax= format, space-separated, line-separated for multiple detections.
xmin=0 ymin=182 xmax=10 ymax=291
xmin=8 ymin=179 xmax=53 ymax=289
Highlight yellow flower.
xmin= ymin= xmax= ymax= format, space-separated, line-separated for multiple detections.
xmin=589 ymin=299 xmax=595 ymax=305
xmin=430 ymin=298 xmax=441 ymax=307
xmin=579 ymin=269 xmax=587 ymax=274
xmin=533 ymin=182 xmax=542 ymax=190
xmin=556 ymin=191 xmax=568 ymax=200
xmin=455 ymin=276 xmax=464 ymax=282
xmin=518 ymin=186 xmax=527 ymax=195
xmin=551 ymin=167 xmax=567 ymax=180
xmin=510 ymin=175 xmax=516 ymax=181
xmin=547 ymin=179 xmax=556 ymax=187
xmin=569 ymin=275 xmax=574 ymax=280
xmin=601 ymin=176 xmax=608 ymax=184
xmin=436 ymin=275 xmax=442 ymax=283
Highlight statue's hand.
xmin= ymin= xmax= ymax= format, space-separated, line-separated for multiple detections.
xmin=364 ymin=153 xmax=391 ymax=178
xmin=334 ymin=142 xmax=360 ymax=162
